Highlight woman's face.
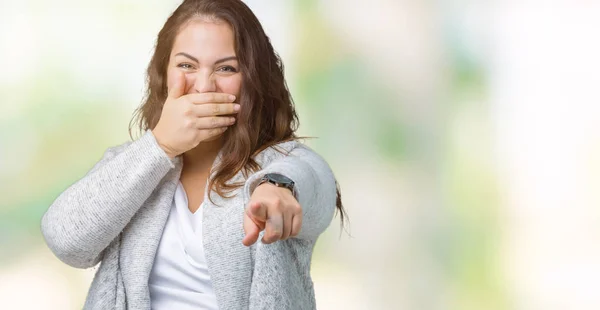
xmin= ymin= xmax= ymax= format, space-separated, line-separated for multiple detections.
xmin=167 ymin=18 xmax=242 ymax=101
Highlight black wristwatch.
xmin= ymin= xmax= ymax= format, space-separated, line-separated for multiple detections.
xmin=259 ymin=173 xmax=295 ymax=194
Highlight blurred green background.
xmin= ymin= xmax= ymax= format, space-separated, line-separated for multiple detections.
xmin=1 ymin=0 xmax=600 ymax=309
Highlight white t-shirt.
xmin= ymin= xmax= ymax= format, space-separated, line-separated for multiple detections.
xmin=149 ymin=181 xmax=218 ymax=310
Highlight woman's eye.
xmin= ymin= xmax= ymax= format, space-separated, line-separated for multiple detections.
xmin=177 ymin=63 xmax=193 ymax=69
xmin=217 ymin=66 xmax=238 ymax=73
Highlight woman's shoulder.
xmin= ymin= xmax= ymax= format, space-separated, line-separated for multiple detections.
xmin=253 ymin=139 xmax=328 ymax=167
xmin=102 ymin=140 xmax=134 ymax=158
xmin=101 ymin=130 xmax=153 ymax=158
xmin=253 ymin=140 xmax=301 ymax=159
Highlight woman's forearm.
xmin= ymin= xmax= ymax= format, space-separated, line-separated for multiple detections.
xmin=41 ymin=130 xmax=177 ymax=268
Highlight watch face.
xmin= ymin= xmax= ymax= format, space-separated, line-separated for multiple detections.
xmin=266 ymin=173 xmax=293 ymax=185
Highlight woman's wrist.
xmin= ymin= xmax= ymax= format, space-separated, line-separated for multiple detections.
xmin=151 ymin=129 xmax=177 ymax=159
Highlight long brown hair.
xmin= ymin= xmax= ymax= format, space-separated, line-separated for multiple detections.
xmin=129 ymin=0 xmax=346 ymax=228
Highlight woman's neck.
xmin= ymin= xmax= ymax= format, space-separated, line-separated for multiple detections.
xmin=181 ymin=138 xmax=223 ymax=175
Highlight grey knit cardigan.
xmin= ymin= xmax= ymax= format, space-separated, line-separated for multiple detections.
xmin=41 ymin=130 xmax=337 ymax=309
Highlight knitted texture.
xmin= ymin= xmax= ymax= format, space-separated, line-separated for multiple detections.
xmin=41 ymin=130 xmax=337 ymax=310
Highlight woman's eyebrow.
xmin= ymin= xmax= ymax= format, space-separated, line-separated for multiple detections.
xmin=174 ymin=53 xmax=237 ymax=66
xmin=174 ymin=52 xmax=198 ymax=63
xmin=214 ymin=56 xmax=237 ymax=65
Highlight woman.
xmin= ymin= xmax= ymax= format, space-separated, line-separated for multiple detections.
xmin=41 ymin=0 xmax=345 ymax=309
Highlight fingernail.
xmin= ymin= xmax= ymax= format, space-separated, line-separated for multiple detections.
xmin=233 ymin=104 xmax=241 ymax=111
xmin=230 ymin=117 xmax=236 ymax=123
xmin=229 ymin=95 xmax=236 ymax=101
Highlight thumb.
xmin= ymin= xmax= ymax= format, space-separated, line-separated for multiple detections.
xmin=168 ymin=71 xmax=186 ymax=99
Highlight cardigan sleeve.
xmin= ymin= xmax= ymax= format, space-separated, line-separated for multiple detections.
xmin=41 ymin=130 xmax=178 ymax=268
xmin=243 ymin=143 xmax=337 ymax=241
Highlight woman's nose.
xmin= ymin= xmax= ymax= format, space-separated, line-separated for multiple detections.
xmin=192 ymin=71 xmax=217 ymax=93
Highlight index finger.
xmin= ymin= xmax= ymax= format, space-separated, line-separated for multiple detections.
xmin=185 ymin=92 xmax=236 ymax=104
xmin=243 ymin=211 xmax=261 ymax=246
xmin=167 ymin=71 xmax=186 ymax=99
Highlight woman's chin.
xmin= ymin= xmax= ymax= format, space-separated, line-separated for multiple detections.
xmin=203 ymin=133 xmax=225 ymax=143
